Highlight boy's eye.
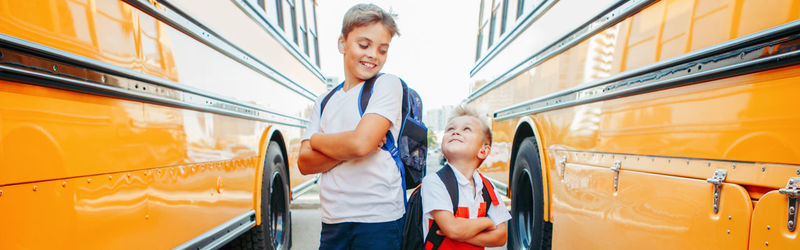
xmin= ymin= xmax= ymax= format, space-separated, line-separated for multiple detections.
xmin=359 ymin=44 xmax=368 ymax=49
xmin=464 ymin=127 xmax=472 ymax=132
xmin=379 ymin=49 xmax=387 ymax=54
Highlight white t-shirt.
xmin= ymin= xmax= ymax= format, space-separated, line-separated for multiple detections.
xmin=302 ymin=74 xmax=404 ymax=223
xmin=421 ymin=164 xmax=511 ymax=239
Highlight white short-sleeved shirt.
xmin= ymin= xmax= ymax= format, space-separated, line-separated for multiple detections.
xmin=421 ymin=164 xmax=511 ymax=239
xmin=302 ymin=74 xmax=404 ymax=223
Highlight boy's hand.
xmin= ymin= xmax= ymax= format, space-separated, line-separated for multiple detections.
xmin=378 ymin=136 xmax=387 ymax=149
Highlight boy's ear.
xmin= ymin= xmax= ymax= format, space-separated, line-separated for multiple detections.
xmin=337 ymin=37 xmax=345 ymax=54
xmin=477 ymin=144 xmax=491 ymax=160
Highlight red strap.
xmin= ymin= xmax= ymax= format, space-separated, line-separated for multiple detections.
xmin=455 ymin=207 xmax=469 ymax=218
xmin=479 ymin=173 xmax=499 ymax=206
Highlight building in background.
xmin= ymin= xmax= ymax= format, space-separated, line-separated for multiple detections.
xmin=423 ymin=105 xmax=454 ymax=133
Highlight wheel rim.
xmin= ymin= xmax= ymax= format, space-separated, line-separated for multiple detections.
xmin=513 ymin=168 xmax=534 ymax=249
xmin=270 ymin=172 xmax=287 ymax=249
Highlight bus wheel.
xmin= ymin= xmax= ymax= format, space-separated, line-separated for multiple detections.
xmin=226 ymin=141 xmax=291 ymax=250
xmin=508 ymin=137 xmax=551 ymax=250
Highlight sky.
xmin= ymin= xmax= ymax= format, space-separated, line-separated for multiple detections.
xmin=315 ymin=0 xmax=480 ymax=112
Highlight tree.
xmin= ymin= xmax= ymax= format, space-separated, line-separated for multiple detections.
xmin=427 ymin=129 xmax=438 ymax=149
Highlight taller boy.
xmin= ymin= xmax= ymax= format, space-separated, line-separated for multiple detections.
xmin=297 ymin=4 xmax=404 ymax=250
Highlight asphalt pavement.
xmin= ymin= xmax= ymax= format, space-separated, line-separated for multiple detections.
xmin=290 ymin=155 xmax=508 ymax=249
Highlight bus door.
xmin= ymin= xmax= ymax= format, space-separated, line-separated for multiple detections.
xmin=749 ymin=177 xmax=800 ymax=249
xmin=552 ymin=150 xmax=752 ymax=249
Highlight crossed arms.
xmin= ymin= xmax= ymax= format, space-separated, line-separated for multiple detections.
xmin=297 ymin=113 xmax=391 ymax=174
xmin=431 ymin=210 xmax=507 ymax=247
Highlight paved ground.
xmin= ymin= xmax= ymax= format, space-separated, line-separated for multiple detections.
xmin=290 ymin=156 xmax=508 ymax=249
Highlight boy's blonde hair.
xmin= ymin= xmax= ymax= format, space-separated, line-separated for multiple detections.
xmin=447 ymin=104 xmax=492 ymax=145
xmin=341 ymin=3 xmax=400 ymax=38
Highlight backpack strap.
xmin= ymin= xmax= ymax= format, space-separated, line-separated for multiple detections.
xmin=423 ymin=165 xmax=459 ymax=250
xmin=357 ymin=73 xmax=383 ymax=116
xmin=479 ymin=173 xmax=500 ymax=206
xmin=438 ymin=165 xmax=460 ymax=213
xmin=319 ymin=82 xmax=343 ymax=117
xmin=478 ymin=173 xmax=499 ymax=217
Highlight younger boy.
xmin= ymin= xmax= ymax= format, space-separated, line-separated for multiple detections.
xmin=421 ymin=105 xmax=510 ymax=249
xmin=297 ymin=3 xmax=404 ymax=250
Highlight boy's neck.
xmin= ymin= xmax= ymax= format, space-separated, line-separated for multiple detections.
xmin=447 ymin=159 xmax=480 ymax=182
xmin=342 ymin=74 xmax=366 ymax=91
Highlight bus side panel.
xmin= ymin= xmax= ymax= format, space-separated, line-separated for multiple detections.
xmin=470 ymin=0 xmax=800 ymax=122
xmin=0 ymin=81 xmax=267 ymax=249
xmin=551 ymin=161 xmax=751 ymax=249
xmin=0 ymin=0 xmax=315 ymax=248
xmin=0 ymin=0 xmax=315 ymax=187
xmin=533 ymin=65 xmax=800 ymax=178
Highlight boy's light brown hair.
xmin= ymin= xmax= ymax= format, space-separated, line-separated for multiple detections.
xmin=341 ymin=3 xmax=400 ymax=38
xmin=447 ymin=104 xmax=492 ymax=146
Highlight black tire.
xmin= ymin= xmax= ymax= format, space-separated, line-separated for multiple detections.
xmin=508 ymin=137 xmax=552 ymax=250
xmin=225 ymin=141 xmax=291 ymax=250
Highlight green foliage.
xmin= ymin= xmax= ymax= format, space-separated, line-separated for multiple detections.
xmin=427 ymin=129 xmax=438 ymax=148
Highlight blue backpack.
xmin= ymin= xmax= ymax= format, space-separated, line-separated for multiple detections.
xmin=320 ymin=73 xmax=428 ymax=199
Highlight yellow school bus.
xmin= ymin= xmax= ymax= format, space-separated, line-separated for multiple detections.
xmin=0 ymin=0 xmax=323 ymax=249
xmin=469 ymin=0 xmax=800 ymax=249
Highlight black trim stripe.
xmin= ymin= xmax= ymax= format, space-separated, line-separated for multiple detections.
xmin=468 ymin=0 xmax=656 ymax=102
xmin=124 ymin=0 xmax=321 ymax=101
xmin=492 ymin=20 xmax=800 ymax=120
xmin=0 ymin=35 xmax=309 ymax=128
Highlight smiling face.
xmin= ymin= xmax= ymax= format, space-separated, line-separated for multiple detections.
xmin=339 ymin=22 xmax=393 ymax=82
xmin=441 ymin=116 xmax=489 ymax=163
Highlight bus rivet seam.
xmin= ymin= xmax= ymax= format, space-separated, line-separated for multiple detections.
xmin=611 ymin=161 xmax=621 ymax=192
xmin=778 ymin=177 xmax=800 ymax=231
xmin=706 ymin=169 xmax=727 ymax=214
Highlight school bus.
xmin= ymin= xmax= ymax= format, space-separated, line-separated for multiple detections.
xmin=0 ymin=0 xmax=323 ymax=249
xmin=468 ymin=0 xmax=800 ymax=249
